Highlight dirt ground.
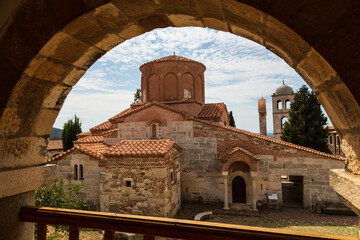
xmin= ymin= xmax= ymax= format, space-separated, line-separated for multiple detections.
xmin=177 ymin=203 xmax=359 ymax=237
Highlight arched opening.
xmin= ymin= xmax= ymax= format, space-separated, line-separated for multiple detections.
xmin=80 ymin=164 xmax=84 ymax=180
xmin=232 ymin=176 xmax=246 ymax=204
xmin=150 ymin=120 xmax=162 ymax=139
xmin=74 ymin=164 xmax=78 ymax=180
xmin=285 ymin=100 xmax=291 ymax=109
xmin=281 ymin=117 xmax=288 ymax=128
xmin=277 ymin=100 xmax=282 ymax=110
xmin=0 ymin=1 xmax=360 ymax=238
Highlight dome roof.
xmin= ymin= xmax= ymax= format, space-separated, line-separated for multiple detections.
xmin=140 ymin=54 xmax=205 ymax=69
xmin=274 ymin=82 xmax=294 ymax=95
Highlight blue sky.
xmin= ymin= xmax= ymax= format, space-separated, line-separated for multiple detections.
xmin=53 ymin=27 xmax=328 ymax=133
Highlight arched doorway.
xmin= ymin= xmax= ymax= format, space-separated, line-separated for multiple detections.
xmin=232 ymin=176 xmax=246 ymax=203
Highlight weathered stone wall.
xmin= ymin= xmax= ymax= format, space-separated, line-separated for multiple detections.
xmin=100 ymin=149 xmax=180 ymax=217
xmin=256 ymin=156 xmax=345 ymax=208
xmin=46 ymin=149 xmax=63 ymax=161
xmin=56 ymin=152 xmax=104 ymax=210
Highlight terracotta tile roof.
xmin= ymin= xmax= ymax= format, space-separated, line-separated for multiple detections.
xmin=49 ymin=143 xmax=109 ymax=162
xmin=140 ymin=55 xmax=205 ymax=68
xmin=194 ymin=119 xmax=345 ymax=161
xmin=74 ymin=135 xmax=104 ymax=144
xmin=104 ymin=139 xmax=181 ymax=157
xmin=109 ymin=102 xmax=191 ymax=122
xmin=198 ymin=103 xmax=227 ymax=119
xmin=220 ymin=147 xmax=260 ymax=160
xmin=90 ymin=120 xmax=111 ymax=131
xmin=47 ymin=140 xmax=63 ymax=150
xmin=76 ymin=131 xmax=91 ymax=139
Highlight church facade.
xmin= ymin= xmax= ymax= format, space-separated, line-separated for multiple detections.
xmin=50 ymin=55 xmax=345 ymax=216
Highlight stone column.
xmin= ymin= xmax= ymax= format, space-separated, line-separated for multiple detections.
xmin=251 ymin=172 xmax=257 ymax=211
xmin=222 ymin=172 xmax=229 ymax=210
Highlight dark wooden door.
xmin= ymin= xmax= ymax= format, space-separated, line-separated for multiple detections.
xmin=232 ymin=176 xmax=246 ymax=203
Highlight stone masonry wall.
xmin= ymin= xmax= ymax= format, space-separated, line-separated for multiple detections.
xmin=106 ymin=120 xmax=223 ymax=203
xmin=100 ymin=149 xmax=180 ymax=217
xmin=256 ymin=156 xmax=345 ymax=208
xmin=56 ymin=152 xmax=104 ymax=210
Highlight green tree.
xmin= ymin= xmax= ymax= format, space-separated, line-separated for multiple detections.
xmin=62 ymin=115 xmax=82 ymax=151
xmin=229 ymin=111 xmax=236 ymax=127
xmin=281 ymin=85 xmax=330 ymax=153
xmin=35 ymin=177 xmax=87 ymax=209
xmin=133 ymin=88 xmax=142 ymax=103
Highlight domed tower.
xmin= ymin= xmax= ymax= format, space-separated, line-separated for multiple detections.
xmin=272 ymin=81 xmax=295 ymax=139
xmin=139 ymin=54 xmax=206 ymax=116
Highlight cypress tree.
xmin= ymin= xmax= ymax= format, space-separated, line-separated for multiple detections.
xmin=62 ymin=115 xmax=82 ymax=151
xmin=229 ymin=111 xmax=236 ymax=127
xmin=281 ymin=85 xmax=330 ymax=153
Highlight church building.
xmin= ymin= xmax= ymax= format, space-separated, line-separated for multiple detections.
xmin=50 ymin=55 xmax=345 ymax=217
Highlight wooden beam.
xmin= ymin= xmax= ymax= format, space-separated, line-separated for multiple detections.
xmin=20 ymin=206 xmax=356 ymax=240
xmin=37 ymin=223 xmax=47 ymax=240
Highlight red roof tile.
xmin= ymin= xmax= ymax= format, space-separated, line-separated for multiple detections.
xmin=76 ymin=131 xmax=91 ymax=139
xmin=140 ymin=55 xmax=205 ymax=69
xmin=47 ymin=140 xmax=63 ymax=150
xmin=194 ymin=119 xmax=345 ymax=161
xmin=90 ymin=120 xmax=111 ymax=131
xmin=74 ymin=135 xmax=104 ymax=144
xmin=109 ymin=102 xmax=190 ymax=122
xmin=220 ymin=147 xmax=260 ymax=160
xmin=198 ymin=103 xmax=227 ymax=119
xmin=104 ymin=139 xmax=181 ymax=157
xmin=49 ymin=143 xmax=109 ymax=162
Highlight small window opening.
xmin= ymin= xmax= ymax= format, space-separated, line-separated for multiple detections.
xmin=80 ymin=164 xmax=84 ymax=180
xmin=277 ymin=100 xmax=282 ymax=110
xmin=329 ymin=135 xmax=333 ymax=144
xmin=184 ymin=89 xmax=192 ymax=99
xmin=285 ymin=99 xmax=291 ymax=109
xmin=170 ymin=170 xmax=174 ymax=184
xmin=151 ymin=121 xmax=162 ymax=139
xmin=125 ymin=180 xmax=132 ymax=187
xmin=281 ymin=117 xmax=288 ymax=129
xmin=74 ymin=164 xmax=78 ymax=180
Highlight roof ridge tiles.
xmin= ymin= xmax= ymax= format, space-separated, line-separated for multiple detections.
xmin=193 ymin=119 xmax=344 ymax=161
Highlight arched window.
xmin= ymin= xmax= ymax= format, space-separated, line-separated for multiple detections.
xmin=184 ymin=89 xmax=192 ymax=99
xmin=74 ymin=164 xmax=78 ymax=180
xmin=285 ymin=99 xmax=291 ymax=109
xmin=170 ymin=170 xmax=174 ymax=184
xmin=80 ymin=164 xmax=84 ymax=180
xmin=277 ymin=100 xmax=282 ymax=110
xmin=151 ymin=120 xmax=162 ymax=139
xmin=281 ymin=117 xmax=288 ymax=129
xmin=329 ymin=135 xmax=333 ymax=144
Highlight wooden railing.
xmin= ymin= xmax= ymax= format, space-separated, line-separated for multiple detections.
xmin=20 ymin=206 xmax=356 ymax=240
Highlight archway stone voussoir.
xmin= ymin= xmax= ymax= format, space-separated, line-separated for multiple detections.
xmin=296 ymin=48 xmax=337 ymax=90
xmin=136 ymin=14 xmax=174 ymax=32
xmin=0 ymin=136 xmax=48 ymax=170
xmin=118 ymin=24 xmax=145 ymax=41
xmin=42 ymin=85 xmax=72 ymax=110
xmin=264 ymin=16 xmax=311 ymax=68
xmin=92 ymin=3 xmax=130 ymax=33
xmin=111 ymin=0 xmax=160 ymax=19
xmin=195 ymin=0 xmax=224 ymax=21
xmin=167 ymin=14 xmax=204 ymax=28
xmin=202 ymin=18 xmax=228 ymax=32
xmin=0 ymin=108 xmax=22 ymax=137
xmin=32 ymin=108 xmax=59 ymax=136
xmin=24 ymin=56 xmax=72 ymax=83
xmin=38 ymin=31 xmax=103 ymax=69
xmin=62 ymin=68 xmax=86 ymax=87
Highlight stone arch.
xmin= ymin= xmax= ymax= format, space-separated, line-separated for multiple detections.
xmin=222 ymin=157 xmax=257 ymax=172
xmin=1 ymin=1 xmax=358 ymax=173
xmin=1 ymin=1 xmax=360 ymax=238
